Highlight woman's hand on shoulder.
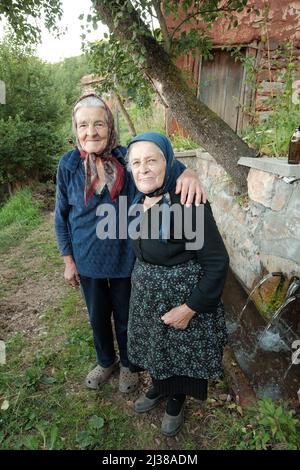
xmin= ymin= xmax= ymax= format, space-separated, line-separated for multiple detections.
xmin=175 ymin=169 xmax=206 ymax=207
xmin=161 ymin=304 xmax=196 ymax=330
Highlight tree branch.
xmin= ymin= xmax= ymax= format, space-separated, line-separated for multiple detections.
xmin=94 ymin=0 xmax=256 ymax=192
xmin=152 ymin=0 xmax=171 ymax=52
xmin=169 ymin=2 xmax=233 ymax=43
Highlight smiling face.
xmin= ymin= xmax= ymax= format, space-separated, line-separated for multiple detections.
xmin=129 ymin=141 xmax=166 ymax=194
xmin=75 ymin=106 xmax=109 ymax=154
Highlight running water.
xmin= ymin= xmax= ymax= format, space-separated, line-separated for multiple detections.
xmin=238 ymin=272 xmax=284 ymax=322
xmin=223 ymin=269 xmax=300 ymax=399
xmin=284 ymin=276 xmax=300 ymax=300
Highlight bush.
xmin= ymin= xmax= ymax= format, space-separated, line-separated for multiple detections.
xmin=0 ymin=117 xmax=64 ymax=187
xmin=225 ymin=398 xmax=300 ymax=450
xmin=0 ymin=39 xmax=71 ymax=189
xmin=242 ymin=45 xmax=300 ymax=157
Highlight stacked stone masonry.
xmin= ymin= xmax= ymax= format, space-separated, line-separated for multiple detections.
xmin=177 ymin=150 xmax=300 ymax=290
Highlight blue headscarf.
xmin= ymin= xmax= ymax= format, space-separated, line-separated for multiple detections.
xmin=128 ymin=132 xmax=176 ymax=242
xmin=128 ymin=132 xmax=177 ymax=205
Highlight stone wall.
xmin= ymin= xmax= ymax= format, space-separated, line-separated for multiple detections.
xmin=177 ymin=150 xmax=300 ymax=290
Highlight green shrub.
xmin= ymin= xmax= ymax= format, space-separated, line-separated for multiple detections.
xmin=227 ymin=398 xmax=299 ymax=450
xmin=0 ymin=117 xmax=64 ymax=187
xmin=0 ymin=39 xmax=71 ymax=188
xmin=241 ymin=44 xmax=300 ymax=157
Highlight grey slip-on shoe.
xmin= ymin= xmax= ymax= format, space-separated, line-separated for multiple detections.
xmin=161 ymin=407 xmax=184 ymax=437
xmin=134 ymin=393 xmax=165 ymax=413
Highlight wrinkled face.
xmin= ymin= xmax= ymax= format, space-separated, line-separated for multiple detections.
xmin=129 ymin=141 xmax=166 ymax=194
xmin=75 ymin=106 xmax=109 ymax=154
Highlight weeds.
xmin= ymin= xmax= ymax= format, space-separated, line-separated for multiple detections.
xmin=0 ymin=188 xmax=42 ymax=253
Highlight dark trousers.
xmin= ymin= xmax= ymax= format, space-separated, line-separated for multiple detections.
xmin=80 ymin=277 xmax=131 ymax=368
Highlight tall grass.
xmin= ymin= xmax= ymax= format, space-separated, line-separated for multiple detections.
xmin=117 ymin=103 xmax=199 ymax=149
xmin=118 ymin=104 xmax=165 ymax=145
xmin=0 ymin=188 xmax=42 ymax=254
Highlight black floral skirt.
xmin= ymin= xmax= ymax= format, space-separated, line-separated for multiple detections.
xmin=128 ymin=258 xmax=228 ymax=392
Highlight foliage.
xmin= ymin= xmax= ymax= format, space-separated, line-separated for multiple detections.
xmin=0 ymin=288 xmax=137 ymax=450
xmin=0 ymin=39 xmax=73 ymax=188
xmin=205 ymin=398 xmax=300 ymax=450
xmin=0 ymin=116 xmax=63 ymax=186
xmin=118 ymin=103 xmax=199 ymax=149
xmin=1 ymin=217 xmax=299 ymax=450
xmin=76 ymin=415 xmax=105 ymax=449
xmin=48 ymin=55 xmax=92 ymax=142
xmin=49 ymin=55 xmax=91 ymax=111
xmin=91 ymin=1 xmax=255 ymax=59
xmin=0 ymin=41 xmax=66 ymax=123
xmin=85 ymin=36 xmax=154 ymax=109
xmin=229 ymin=42 xmax=300 ymax=157
xmin=258 ymin=276 xmax=287 ymax=320
xmin=118 ymin=103 xmax=165 ymax=144
xmin=232 ymin=398 xmax=299 ymax=450
xmin=83 ymin=0 xmax=255 ymax=117
xmin=170 ymin=133 xmax=199 ymax=150
xmin=0 ymin=188 xmax=41 ymax=228
xmin=0 ymin=0 xmax=63 ymax=44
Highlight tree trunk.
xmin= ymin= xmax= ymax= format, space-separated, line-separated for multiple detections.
xmin=114 ymin=91 xmax=136 ymax=137
xmin=95 ymin=1 xmax=257 ymax=192
xmin=7 ymin=182 xmax=13 ymax=197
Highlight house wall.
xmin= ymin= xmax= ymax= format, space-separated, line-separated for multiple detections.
xmin=166 ymin=0 xmax=300 ymax=135
xmin=197 ymin=0 xmax=300 ymax=46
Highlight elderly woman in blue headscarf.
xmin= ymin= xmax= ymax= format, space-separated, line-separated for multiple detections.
xmin=127 ymin=132 xmax=229 ymax=437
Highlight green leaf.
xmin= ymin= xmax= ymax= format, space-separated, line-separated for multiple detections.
xmin=49 ymin=425 xmax=58 ymax=450
xmin=40 ymin=376 xmax=57 ymax=385
xmin=88 ymin=415 xmax=104 ymax=430
xmin=22 ymin=435 xmax=40 ymax=450
xmin=76 ymin=431 xmax=94 ymax=449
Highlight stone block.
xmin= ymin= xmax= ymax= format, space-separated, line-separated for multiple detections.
xmin=239 ymin=157 xmax=300 ymax=178
xmin=213 ymin=190 xmax=235 ymax=213
xmin=259 ymin=81 xmax=284 ymax=93
xmin=270 ymin=179 xmax=293 ymax=211
xmin=196 ymin=149 xmax=214 ymax=162
xmin=196 ymin=159 xmax=209 ymax=179
xmin=230 ymin=201 xmax=247 ymax=225
xmin=260 ymin=238 xmax=300 ymax=264
xmin=286 ymin=183 xmax=300 ymax=217
xmin=247 ymin=169 xmax=275 ymax=208
xmin=177 ymin=156 xmax=197 ymax=172
xmin=262 ymin=213 xmax=289 ymax=240
xmin=207 ymin=162 xmax=228 ymax=182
